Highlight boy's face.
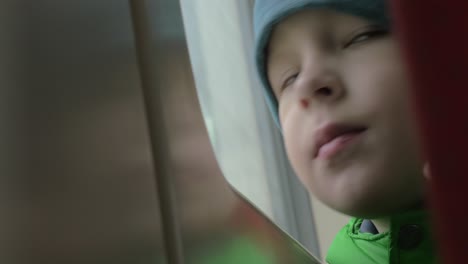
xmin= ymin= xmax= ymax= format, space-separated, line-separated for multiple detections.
xmin=267 ymin=9 xmax=425 ymax=218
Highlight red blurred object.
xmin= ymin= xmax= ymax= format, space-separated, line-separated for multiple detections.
xmin=389 ymin=1 xmax=468 ymax=263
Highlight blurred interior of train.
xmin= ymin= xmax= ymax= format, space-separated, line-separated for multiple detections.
xmin=1 ymin=0 xmax=467 ymax=263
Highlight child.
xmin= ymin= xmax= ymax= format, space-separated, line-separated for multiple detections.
xmin=253 ymin=1 xmax=437 ymax=263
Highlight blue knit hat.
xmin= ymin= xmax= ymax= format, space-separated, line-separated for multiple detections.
xmin=254 ymin=0 xmax=389 ymax=127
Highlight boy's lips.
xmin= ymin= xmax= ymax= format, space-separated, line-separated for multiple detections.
xmin=313 ymin=123 xmax=368 ymax=159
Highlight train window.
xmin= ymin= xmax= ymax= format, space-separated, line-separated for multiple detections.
xmin=180 ymin=0 xmax=347 ymax=258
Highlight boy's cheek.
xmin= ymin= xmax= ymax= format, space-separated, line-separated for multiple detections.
xmin=283 ymin=133 xmax=312 ymax=189
xmin=347 ymin=67 xmax=410 ymax=121
xmin=281 ymin=116 xmax=315 ymax=183
xmin=278 ymin=99 xmax=294 ymax=127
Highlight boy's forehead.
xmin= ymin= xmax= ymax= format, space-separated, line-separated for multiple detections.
xmin=255 ymin=0 xmax=389 ymax=48
xmin=255 ymin=0 xmax=389 ymax=50
xmin=268 ymin=9 xmax=368 ymax=50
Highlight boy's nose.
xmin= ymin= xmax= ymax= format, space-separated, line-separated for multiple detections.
xmin=296 ymin=71 xmax=345 ymax=108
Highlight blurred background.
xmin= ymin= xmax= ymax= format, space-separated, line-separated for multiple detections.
xmin=1 ymin=0 xmax=348 ymax=263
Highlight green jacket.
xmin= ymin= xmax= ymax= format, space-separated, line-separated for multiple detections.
xmin=326 ymin=210 xmax=438 ymax=264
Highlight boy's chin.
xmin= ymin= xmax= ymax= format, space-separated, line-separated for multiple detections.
xmin=322 ymin=191 xmax=424 ymax=219
xmin=311 ymin=166 xmax=425 ymax=219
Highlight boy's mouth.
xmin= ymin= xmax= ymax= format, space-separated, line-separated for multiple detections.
xmin=313 ymin=123 xmax=368 ymax=159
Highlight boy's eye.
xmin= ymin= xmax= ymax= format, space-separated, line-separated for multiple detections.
xmin=343 ymin=26 xmax=389 ymax=48
xmin=281 ymin=73 xmax=299 ymax=90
